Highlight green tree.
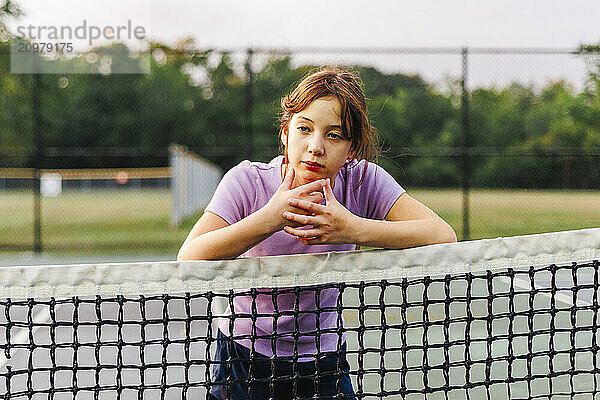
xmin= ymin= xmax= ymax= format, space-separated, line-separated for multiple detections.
xmin=369 ymin=82 xmax=458 ymax=187
xmin=0 ymin=0 xmax=22 ymax=40
xmin=0 ymin=1 xmax=31 ymax=166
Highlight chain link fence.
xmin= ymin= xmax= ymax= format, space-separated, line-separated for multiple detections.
xmin=1 ymin=45 xmax=599 ymax=254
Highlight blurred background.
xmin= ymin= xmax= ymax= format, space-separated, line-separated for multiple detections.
xmin=1 ymin=0 xmax=600 ymax=263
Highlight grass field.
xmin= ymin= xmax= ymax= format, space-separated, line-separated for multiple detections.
xmin=412 ymin=189 xmax=600 ymax=239
xmin=1 ymin=188 xmax=600 ymax=254
xmin=1 ymin=189 xmax=187 ymax=254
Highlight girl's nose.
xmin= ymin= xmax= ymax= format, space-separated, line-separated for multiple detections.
xmin=307 ymin=136 xmax=325 ymax=155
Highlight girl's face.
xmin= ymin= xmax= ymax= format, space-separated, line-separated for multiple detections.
xmin=281 ymin=97 xmax=352 ymax=189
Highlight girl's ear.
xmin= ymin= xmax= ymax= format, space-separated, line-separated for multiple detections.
xmin=280 ymin=126 xmax=290 ymax=163
xmin=280 ymin=125 xmax=288 ymax=147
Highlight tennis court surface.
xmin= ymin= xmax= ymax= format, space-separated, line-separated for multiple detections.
xmin=1 ymin=228 xmax=600 ymax=399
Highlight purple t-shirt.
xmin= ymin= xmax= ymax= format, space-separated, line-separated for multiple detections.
xmin=205 ymin=155 xmax=405 ymax=359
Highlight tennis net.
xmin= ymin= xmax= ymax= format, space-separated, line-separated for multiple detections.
xmin=1 ymin=228 xmax=600 ymax=400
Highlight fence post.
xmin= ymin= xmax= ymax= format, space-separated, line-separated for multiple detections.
xmin=245 ymin=48 xmax=254 ymax=161
xmin=461 ymin=47 xmax=470 ymax=241
xmin=32 ymin=55 xmax=42 ymax=254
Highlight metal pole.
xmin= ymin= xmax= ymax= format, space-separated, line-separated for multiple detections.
xmin=461 ymin=47 xmax=470 ymax=241
xmin=245 ymin=48 xmax=254 ymax=161
xmin=32 ymin=55 xmax=42 ymax=254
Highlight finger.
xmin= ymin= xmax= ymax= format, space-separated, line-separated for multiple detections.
xmin=281 ymin=166 xmax=294 ymax=190
xmin=284 ymin=225 xmax=319 ymax=238
xmin=287 ymin=198 xmax=326 ymax=213
xmin=287 ymin=220 xmax=307 ymax=228
xmin=282 ymin=211 xmax=317 ymax=225
xmin=298 ymin=191 xmax=323 ymax=203
xmin=323 ymin=178 xmax=336 ymax=205
xmin=298 ymin=236 xmax=320 ymax=245
xmin=293 ymin=208 xmax=314 ymax=217
xmin=307 ymin=191 xmax=324 ymax=203
xmin=294 ymin=179 xmax=327 ymax=195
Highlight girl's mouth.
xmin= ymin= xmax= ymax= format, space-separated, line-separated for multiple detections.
xmin=302 ymin=161 xmax=325 ymax=172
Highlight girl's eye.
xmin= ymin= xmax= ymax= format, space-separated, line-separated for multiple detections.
xmin=328 ymin=132 xmax=344 ymax=139
xmin=298 ymin=126 xmax=310 ymax=133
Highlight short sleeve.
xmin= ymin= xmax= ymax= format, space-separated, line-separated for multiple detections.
xmin=357 ymin=162 xmax=405 ymax=220
xmin=204 ymin=161 xmax=257 ymax=225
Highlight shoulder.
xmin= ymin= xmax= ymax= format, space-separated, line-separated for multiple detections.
xmin=341 ymin=158 xmax=405 ymax=220
xmin=217 ymin=156 xmax=283 ymax=205
xmin=225 ymin=156 xmax=282 ymax=184
xmin=205 ymin=156 xmax=283 ymax=224
xmin=342 ymin=158 xmax=390 ymax=185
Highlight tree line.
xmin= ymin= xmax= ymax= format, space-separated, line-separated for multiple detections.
xmin=1 ymin=38 xmax=600 ymax=189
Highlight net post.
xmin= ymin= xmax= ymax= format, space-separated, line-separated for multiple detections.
xmin=32 ymin=54 xmax=42 ymax=254
xmin=460 ymin=46 xmax=471 ymax=241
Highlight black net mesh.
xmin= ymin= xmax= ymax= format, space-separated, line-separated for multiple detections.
xmin=1 ymin=259 xmax=600 ymax=399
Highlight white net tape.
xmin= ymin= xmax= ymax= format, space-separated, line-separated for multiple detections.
xmin=2 ymin=228 xmax=599 ymax=300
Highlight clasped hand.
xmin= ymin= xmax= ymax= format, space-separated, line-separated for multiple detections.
xmin=265 ymin=167 xmax=357 ymax=245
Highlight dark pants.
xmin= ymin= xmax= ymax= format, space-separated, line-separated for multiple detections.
xmin=209 ymin=330 xmax=356 ymax=400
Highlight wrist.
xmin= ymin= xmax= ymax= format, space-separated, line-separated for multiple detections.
xmin=345 ymin=213 xmax=365 ymax=245
xmin=255 ymin=206 xmax=282 ymax=235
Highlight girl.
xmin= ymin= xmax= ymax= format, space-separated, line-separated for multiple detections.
xmin=178 ymin=67 xmax=456 ymax=400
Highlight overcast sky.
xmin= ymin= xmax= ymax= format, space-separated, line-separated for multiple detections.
xmin=8 ymin=0 xmax=600 ymax=89
xmin=13 ymin=0 xmax=598 ymax=48
xmin=148 ymin=0 xmax=599 ymax=49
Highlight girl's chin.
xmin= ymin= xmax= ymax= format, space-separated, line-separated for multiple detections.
xmin=298 ymin=173 xmax=324 ymax=182
xmin=294 ymin=175 xmax=325 ymax=188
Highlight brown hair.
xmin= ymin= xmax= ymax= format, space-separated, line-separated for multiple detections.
xmin=278 ymin=67 xmax=380 ymax=190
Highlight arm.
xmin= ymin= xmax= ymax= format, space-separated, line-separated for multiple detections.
xmin=177 ymin=209 xmax=278 ymax=260
xmin=350 ymin=193 xmax=457 ymax=248
xmin=177 ymin=168 xmax=327 ymax=260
